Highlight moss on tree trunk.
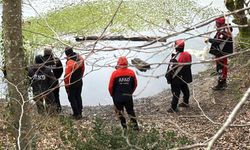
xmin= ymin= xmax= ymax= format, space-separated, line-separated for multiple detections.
xmin=2 ymin=0 xmax=33 ymax=149
xmin=225 ymin=0 xmax=250 ymax=48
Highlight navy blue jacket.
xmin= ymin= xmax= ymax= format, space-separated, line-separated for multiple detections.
xmin=108 ymin=68 xmax=137 ymax=102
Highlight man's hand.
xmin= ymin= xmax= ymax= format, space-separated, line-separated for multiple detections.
xmin=204 ymin=37 xmax=209 ymax=43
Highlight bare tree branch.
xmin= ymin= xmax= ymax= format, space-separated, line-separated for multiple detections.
xmin=85 ymin=0 xmax=124 ymax=59
xmin=169 ymin=143 xmax=207 ymax=150
xmin=5 ymin=79 xmax=27 ymax=150
xmin=206 ymin=87 xmax=250 ymax=149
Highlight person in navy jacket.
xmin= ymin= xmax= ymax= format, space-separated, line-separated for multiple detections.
xmin=165 ymin=39 xmax=192 ymax=113
xmin=28 ymin=55 xmax=57 ymax=114
xmin=108 ymin=56 xmax=139 ymax=130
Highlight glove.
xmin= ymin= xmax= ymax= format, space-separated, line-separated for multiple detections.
xmin=204 ymin=37 xmax=209 ymax=43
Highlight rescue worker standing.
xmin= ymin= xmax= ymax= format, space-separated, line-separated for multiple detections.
xmin=165 ymin=39 xmax=192 ymax=113
xmin=64 ymin=47 xmax=85 ymax=120
xmin=43 ymin=47 xmax=63 ymax=113
xmin=108 ymin=56 xmax=139 ymax=130
xmin=208 ymin=17 xmax=233 ymax=90
xmin=28 ymin=55 xmax=57 ymax=114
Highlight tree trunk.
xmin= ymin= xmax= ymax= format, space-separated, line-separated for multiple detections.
xmin=225 ymin=0 xmax=250 ymax=48
xmin=2 ymin=0 xmax=33 ymax=149
xmin=75 ymin=35 xmax=167 ymax=42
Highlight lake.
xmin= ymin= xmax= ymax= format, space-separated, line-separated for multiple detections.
xmin=0 ymin=0 xmax=232 ymax=106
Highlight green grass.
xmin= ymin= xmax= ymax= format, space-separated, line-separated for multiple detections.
xmin=23 ymin=0 xmax=215 ymax=46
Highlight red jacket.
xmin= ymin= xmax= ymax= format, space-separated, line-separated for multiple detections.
xmin=166 ymin=51 xmax=192 ymax=84
xmin=64 ymin=53 xmax=85 ymax=88
xmin=108 ymin=68 xmax=137 ymax=98
xmin=177 ymin=51 xmax=192 ymax=63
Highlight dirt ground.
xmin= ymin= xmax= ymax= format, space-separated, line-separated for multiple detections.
xmin=72 ymin=66 xmax=250 ymax=149
xmin=0 ymin=65 xmax=249 ymax=149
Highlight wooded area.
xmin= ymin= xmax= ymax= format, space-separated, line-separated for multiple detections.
xmin=0 ymin=0 xmax=250 ymax=149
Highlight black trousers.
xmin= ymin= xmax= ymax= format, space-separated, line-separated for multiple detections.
xmin=113 ymin=97 xmax=138 ymax=130
xmin=68 ymin=81 xmax=83 ymax=117
xmin=170 ymin=83 xmax=190 ymax=110
xmin=52 ymin=80 xmax=61 ymax=112
xmin=35 ymin=92 xmax=56 ymax=115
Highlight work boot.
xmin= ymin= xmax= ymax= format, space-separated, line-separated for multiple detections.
xmin=221 ymin=80 xmax=227 ymax=88
xmin=179 ymin=102 xmax=189 ymax=108
xmin=72 ymin=114 xmax=82 ymax=120
xmin=212 ymin=80 xmax=227 ymax=90
xmin=212 ymin=84 xmax=225 ymax=90
xmin=167 ymin=108 xmax=178 ymax=113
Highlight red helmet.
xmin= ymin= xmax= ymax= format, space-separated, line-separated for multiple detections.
xmin=117 ymin=56 xmax=128 ymax=68
xmin=175 ymin=39 xmax=185 ymax=49
xmin=215 ymin=17 xmax=225 ymax=24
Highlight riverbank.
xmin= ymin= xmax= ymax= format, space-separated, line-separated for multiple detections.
xmin=0 ymin=57 xmax=249 ymax=149
xmin=57 ymin=62 xmax=250 ymax=149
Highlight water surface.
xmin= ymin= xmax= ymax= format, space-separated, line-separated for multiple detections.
xmin=0 ymin=0 xmax=230 ymax=106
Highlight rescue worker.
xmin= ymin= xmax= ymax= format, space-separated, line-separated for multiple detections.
xmin=208 ymin=17 xmax=233 ymax=90
xmin=108 ymin=56 xmax=139 ymax=130
xmin=165 ymin=39 xmax=192 ymax=113
xmin=64 ymin=46 xmax=85 ymax=120
xmin=43 ymin=47 xmax=63 ymax=113
xmin=28 ymin=55 xmax=57 ymax=114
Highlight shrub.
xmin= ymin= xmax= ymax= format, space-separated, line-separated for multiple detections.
xmin=59 ymin=117 xmax=192 ymax=149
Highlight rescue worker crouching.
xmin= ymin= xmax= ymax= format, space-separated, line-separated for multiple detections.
xmin=108 ymin=56 xmax=139 ymax=131
xmin=208 ymin=17 xmax=233 ymax=90
xmin=64 ymin=46 xmax=85 ymax=120
xmin=165 ymin=39 xmax=192 ymax=113
xmin=28 ymin=55 xmax=57 ymax=114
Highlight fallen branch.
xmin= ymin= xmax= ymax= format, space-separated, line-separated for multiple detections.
xmin=169 ymin=143 xmax=207 ymax=150
xmin=75 ymin=35 xmax=167 ymax=42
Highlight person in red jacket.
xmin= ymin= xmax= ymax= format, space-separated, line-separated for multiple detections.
xmin=64 ymin=46 xmax=85 ymax=120
xmin=165 ymin=39 xmax=192 ymax=113
xmin=108 ymin=56 xmax=139 ymax=130
xmin=208 ymin=17 xmax=233 ymax=90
